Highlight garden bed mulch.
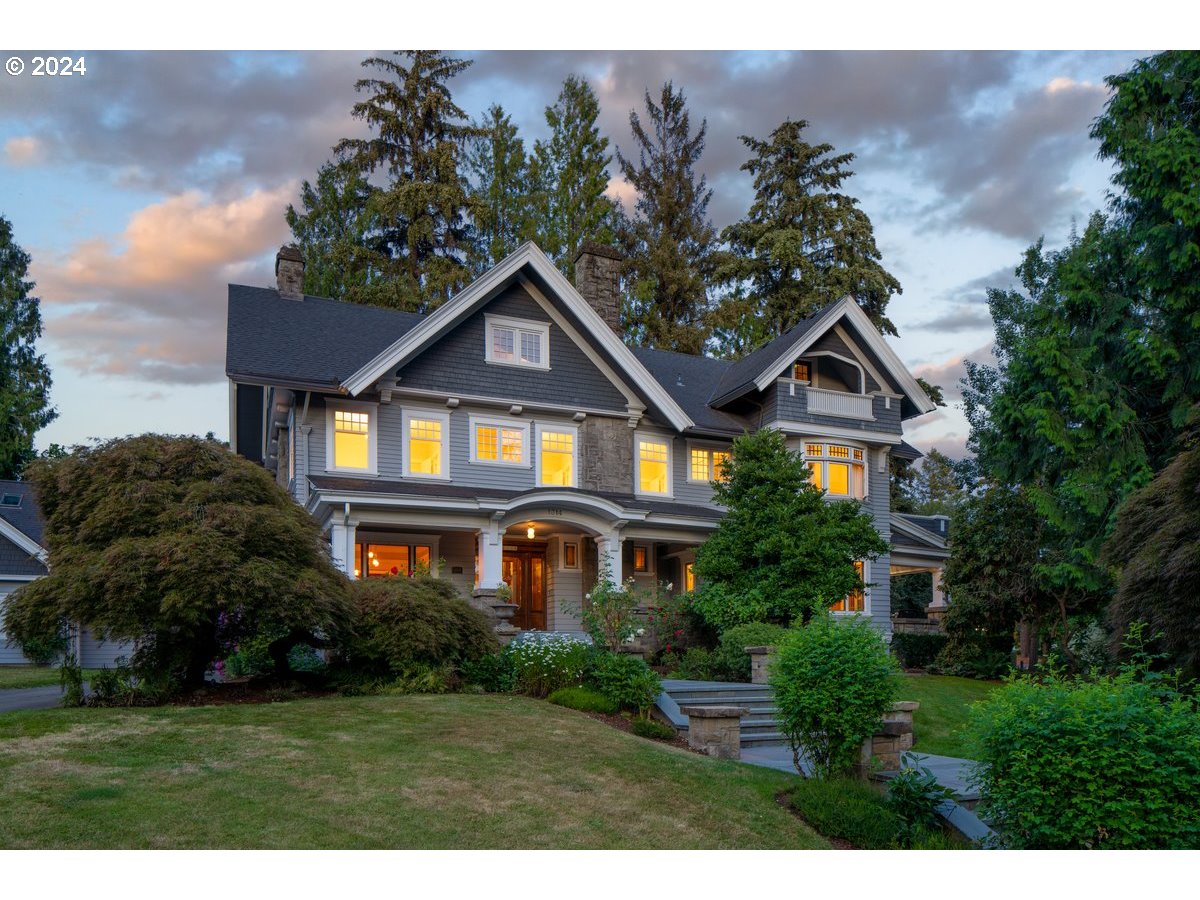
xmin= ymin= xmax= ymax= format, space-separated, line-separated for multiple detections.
xmin=171 ymin=679 xmax=335 ymax=707
xmin=570 ymin=707 xmax=701 ymax=755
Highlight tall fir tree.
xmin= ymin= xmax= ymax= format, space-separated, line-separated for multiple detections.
xmin=333 ymin=50 xmax=480 ymax=313
xmin=616 ymin=82 xmax=716 ymax=354
xmin=528 ymin=75 xmax=617 ymax=278
xmin=284 ymin=160 xmax=376 ymax=300
xmin=465 ymin=104 xmax=531 ymax=272
xmin=0 ymin=215 xmax=56 ymax=479
xmin=712 ymin=120 xmax=900 ymax=358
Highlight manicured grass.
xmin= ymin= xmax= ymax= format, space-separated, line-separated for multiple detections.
xmin=898 ymin=673 xmax=1001 ymax=758
xmin=0 ymin=693 xmax=827 ymax=849
xmin=0 ymin=666 xmax=99 ymax=690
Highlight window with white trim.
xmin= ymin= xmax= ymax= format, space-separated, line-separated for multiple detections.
xmin=470 ymin=416 xmax=529 ymax=467
xmin=326 ymin=401 xmax=377 ymax=474
xmin=402 ymin=409 xmax=450 ymax=479
xmin=804 ymin=442 xmax=866 ymax=499
xmin=830 ymin=560 xmax=867 ymax=613
xmin=485 ymin=315 xmax=550 ymax=370
xmin=688 ymin=446 xmax=731 ymax=483
xmin=537 ymin=425 xmax=576 ymax=487
xmin=635 ymin=435 xmax=672 ymax=496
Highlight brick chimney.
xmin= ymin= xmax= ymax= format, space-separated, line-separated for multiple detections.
xmin=275 ymin=244 xmax=305 ymax=299
xmin=573 ymin=241 xmax=623 ymax=335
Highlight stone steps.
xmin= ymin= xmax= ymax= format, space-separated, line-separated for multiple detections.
xmin=658 ymin=679 xmax=788 ymax=748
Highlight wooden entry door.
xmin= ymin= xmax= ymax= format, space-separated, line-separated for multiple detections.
xmin=503 ymin=547 xmax=546 ymax=631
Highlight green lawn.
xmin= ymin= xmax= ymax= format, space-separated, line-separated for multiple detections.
xmin=898 ymin=673 xmax=1001 ymax=758
xmin=0 ymin=666 xmax=99 ymax=690
xmin=0 ymin=693 xmax=827 ymax=849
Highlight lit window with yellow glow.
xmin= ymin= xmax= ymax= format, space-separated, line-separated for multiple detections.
xmin=689 ymin=447 xmax=732 ymax=483
xmin=407 ymin=417 xmax=443 ymax=476
xmin=474 ymin=424 xmax=525 ymax=465
xmin=793 ymin=360 xmax=811 ymax=381
xmin=633 ymin=546 xmax=649 ymax=572
xmin=539 ymin=430 xmax=575 ymax=486
xmin=638 ymin=438 xmax=669 ymax=494
xmin=830 ymin=561 xmax=866 ymax=612
xmin=684 ymin=562 xmax=696 ymax=592
xmin=804 ymin=443 xmax=866 ymax=499
xmin=333 ymin=409 xmax=370 ymax=470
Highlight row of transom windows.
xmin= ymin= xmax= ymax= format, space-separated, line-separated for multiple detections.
xmin=326 ymin=406 xmax=867 ymax=499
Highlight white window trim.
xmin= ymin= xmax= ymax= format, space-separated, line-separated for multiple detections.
xmin=802 ymin=438 xmax=869 ymax=501
xmin=468 ymin=414 xmax=531 ymax=468
xmin=484 ymin=313 xmax=551 ymax=371
xmin=355 ymin=531 xmax=442 ymax=578
xmin=401 ymin=407 xmax=452 ymax=481
xmin=685 ymin=440 xmax=731 ymax=485
xmin=325 ymin=399 xmax=378 ymax=476
xmin=534 ymin=421 xmax=579 ymax=488
xmin=634 ymin=430 xmax=674 ymax=498
xmin=831 ymin=559 xmax=871 ymax=617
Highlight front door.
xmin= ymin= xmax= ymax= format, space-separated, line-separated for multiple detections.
xmin=503 ymin=547 xmax=546 ymax=631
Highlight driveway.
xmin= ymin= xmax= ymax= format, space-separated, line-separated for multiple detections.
xmin=0 ymin=685 xmax=67 ymax=712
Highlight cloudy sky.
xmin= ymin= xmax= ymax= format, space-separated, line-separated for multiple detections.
xmin=0 ymin=50 xmax=1146 ymax=457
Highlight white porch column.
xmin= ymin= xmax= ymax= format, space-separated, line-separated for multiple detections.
xmin=329 ymin=517 xmax=358 ymax=579
xmin=597 ymin=530 xmax=624 ymax=587
xmin=477 ymin=521 xmax=504 ymax=589
xmin=930 ymin=564 xmax=947 ymax=609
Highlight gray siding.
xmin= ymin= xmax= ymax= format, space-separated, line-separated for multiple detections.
xmin=440 ymin=531 xmax=477 ymax=599
xmin=0 ymin=580 xmax=35 ymax=664
xmin=79 ymin=629 xmax=133 ymax=668
xmin=808 ymin=331 xmax=884 ymax=393
xmin=0 ymin=533 xmax=46 ymax=577
xmin=771 ymin=381 xmax=902 ymax=435
xmin=547 ymin=540 xmax=584 ymax=631
xmin=867 ymin=448 xmax=892 ymax=638
xmin=396 ymin=285 xmax=629 ymax=411
xmin=671 ymin=435 xmax=725 ymax=507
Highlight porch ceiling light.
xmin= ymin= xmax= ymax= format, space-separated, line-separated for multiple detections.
xmin=526 ymin=525 xmax=536 ymax=540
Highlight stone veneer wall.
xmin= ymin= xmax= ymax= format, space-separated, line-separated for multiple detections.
xmin=580 ymin=417 xmax=634 ymax=494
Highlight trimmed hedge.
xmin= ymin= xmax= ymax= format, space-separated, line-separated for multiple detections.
xmin=548 ymin=685 xmax=618 ymax=715
xmin=891 ymin=632 xmax=949 ymax=669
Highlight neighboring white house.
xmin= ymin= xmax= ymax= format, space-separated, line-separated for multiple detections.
xmin=0 ymin=479 xmax=130 ymax=668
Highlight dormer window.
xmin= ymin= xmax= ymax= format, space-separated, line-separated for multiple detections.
xmin=792 ymin=360 xmax=811 ymax=382
xmin=485 ymin=314 xmax=550 ymax=370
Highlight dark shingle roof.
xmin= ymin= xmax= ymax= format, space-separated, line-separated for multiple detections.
xmin=225 ymin=284 xmax=424 ymax=387
xmin=897 ymin=513 xmax=950 ymax=541
xmin=308 ymin=475 xmax=724 ymax=521
xmin=893 ymin=440 xmax=923 ymax=462
xmin=631 ymin=348 xmax=750 ymax=435
xmin=708 ymin=300 xmax=839 ymax=406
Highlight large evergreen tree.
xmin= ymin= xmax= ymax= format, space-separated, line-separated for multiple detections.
xmin=712 ymin=120 xmax=900 ymax=358
xmin=527 ymin=75 xmax=618 ymax=278
xmin=465 ymin=104 xmax=531 ymax=271
xmin=284 ymin=160 xmax=376 ymax=300
xmin=0 ymin=215 xmax=56 ymax=479
xmin=616 ymin=82 xmax=717 ymax=354
xmin=894 ymin=448 xmax=971 ymax=517
xmin=333 ymin=50 xmax=480 ymax=312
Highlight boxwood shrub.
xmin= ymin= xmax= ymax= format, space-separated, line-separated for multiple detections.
xmin=891 ymin=632 xmax=948 ymax=669
xmin=548 ymin=685 xmax=618 ymax=715
xmin=968 ymin=669 xmax=1200 ymax=848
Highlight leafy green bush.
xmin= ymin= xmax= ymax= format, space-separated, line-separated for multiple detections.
xmin=884 ymin=757 xmax=958 ymax=848
xmin=21 ymin=632 xmax=67 ymax=666
xmin=929 ymin=635 xmax=1012 ymax=679
xmin=664 ymin=647 xmax=717 ymax=680
xmin=891 ymin=632 xmax=948 ymax=669
xmin=331 ymin=663 xmax=453 ymax=696
xmin=631 ymin=717 xmax=676 ymax=740
xmin=771 ymin=616 xmax=898 ymax=777
xmin=712 ymin=622 xmax=790 ymax=681
xmin=548 ymin=685 xmax=618 ymax=715
xmin=967 ymin=664 xmax=1200 ymax=848
xmin=505 ymin=634 xmax=591 ymax=697
xmin=343 ymin=576 xmax=497 ymax=677
xmin=59 ymin=653 xmax=85 ymax=708
xmin=87 ymin=659 xmax=178 ymax=707
xmin=589 ymin=652 xmax=662 ymax=715
xmin=787 ymin=777 xmax=900 ymax=849
xmin=460 ymin=652 xmax=514 ymax=693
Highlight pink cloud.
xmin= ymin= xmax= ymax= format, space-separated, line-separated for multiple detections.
xmin=4 ymin=136 xmax=42 ymax=166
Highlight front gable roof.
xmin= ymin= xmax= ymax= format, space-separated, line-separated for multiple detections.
xmin=341 ymin=242 xmax=694 ymax=431
xmin=708 ymin=296 xmax=938 ymax=419
xmin=0 ymin=480 xmax=48 ymax=572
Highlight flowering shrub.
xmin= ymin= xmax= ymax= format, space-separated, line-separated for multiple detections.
xmin=644 ymin=589 xmax=691 ymax=654
xmin=579 ymin=560 xmax=642 ymax=651
xmin=505 ymin=633 xmax=591 ymax=697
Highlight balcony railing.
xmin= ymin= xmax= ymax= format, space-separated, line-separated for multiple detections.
xmin=806 ymin=386 xmax=874 ymax=419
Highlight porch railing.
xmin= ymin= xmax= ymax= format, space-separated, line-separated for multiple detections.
xmin=806 ymin=386 xmax=874 ymax=419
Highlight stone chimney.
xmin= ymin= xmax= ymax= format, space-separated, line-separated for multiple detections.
xmin=275 ymin=244 xmax=305 ymax=299
xmin=573 ymin=241 xmax=623 ymax=335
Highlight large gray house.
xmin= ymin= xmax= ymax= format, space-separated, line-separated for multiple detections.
xmin=225 ymin=242 xmax=948 ymax=637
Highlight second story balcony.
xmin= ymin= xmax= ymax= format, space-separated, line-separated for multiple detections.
xmin=804 ymin=385 xmax=874 ymax=419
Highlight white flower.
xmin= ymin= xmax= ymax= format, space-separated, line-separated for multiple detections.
xmin=665 ymin=582 xmax=674 ymax=591
xmin=636 ymin=628 xmax=645 ymax=636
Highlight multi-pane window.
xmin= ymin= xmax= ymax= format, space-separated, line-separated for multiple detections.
xmin=638 ymin=438 xmax=670 ymax=495
xmin=332 ymin=409 xmax=370 ymax=470
xmin=793 ymin=360 xmax=811 ymax=381
xmin=355 ymin=542 xmax=432 ymax=578
xmin=633 ymin=546 xmax=649 ymax=572
xmin=689 ymin=447 xmax=731 ymax=483
xmin=539 ymin=429 xmax=575 ymax=487
xmin=407 ymin=416 xmax=444 ymax=477
xmin=474 ymin=422 xmax=525 ymax=465
xmin=486 ymin=316 xmax=550 ymax=370
xmin=804 ymin=442 xmax=866 ymax=499
xmin=830 ymin=561 xmax=866 ymax=613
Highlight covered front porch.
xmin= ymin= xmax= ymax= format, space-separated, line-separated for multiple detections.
xmin=314 ymin=486 xmax=714 ymax=634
